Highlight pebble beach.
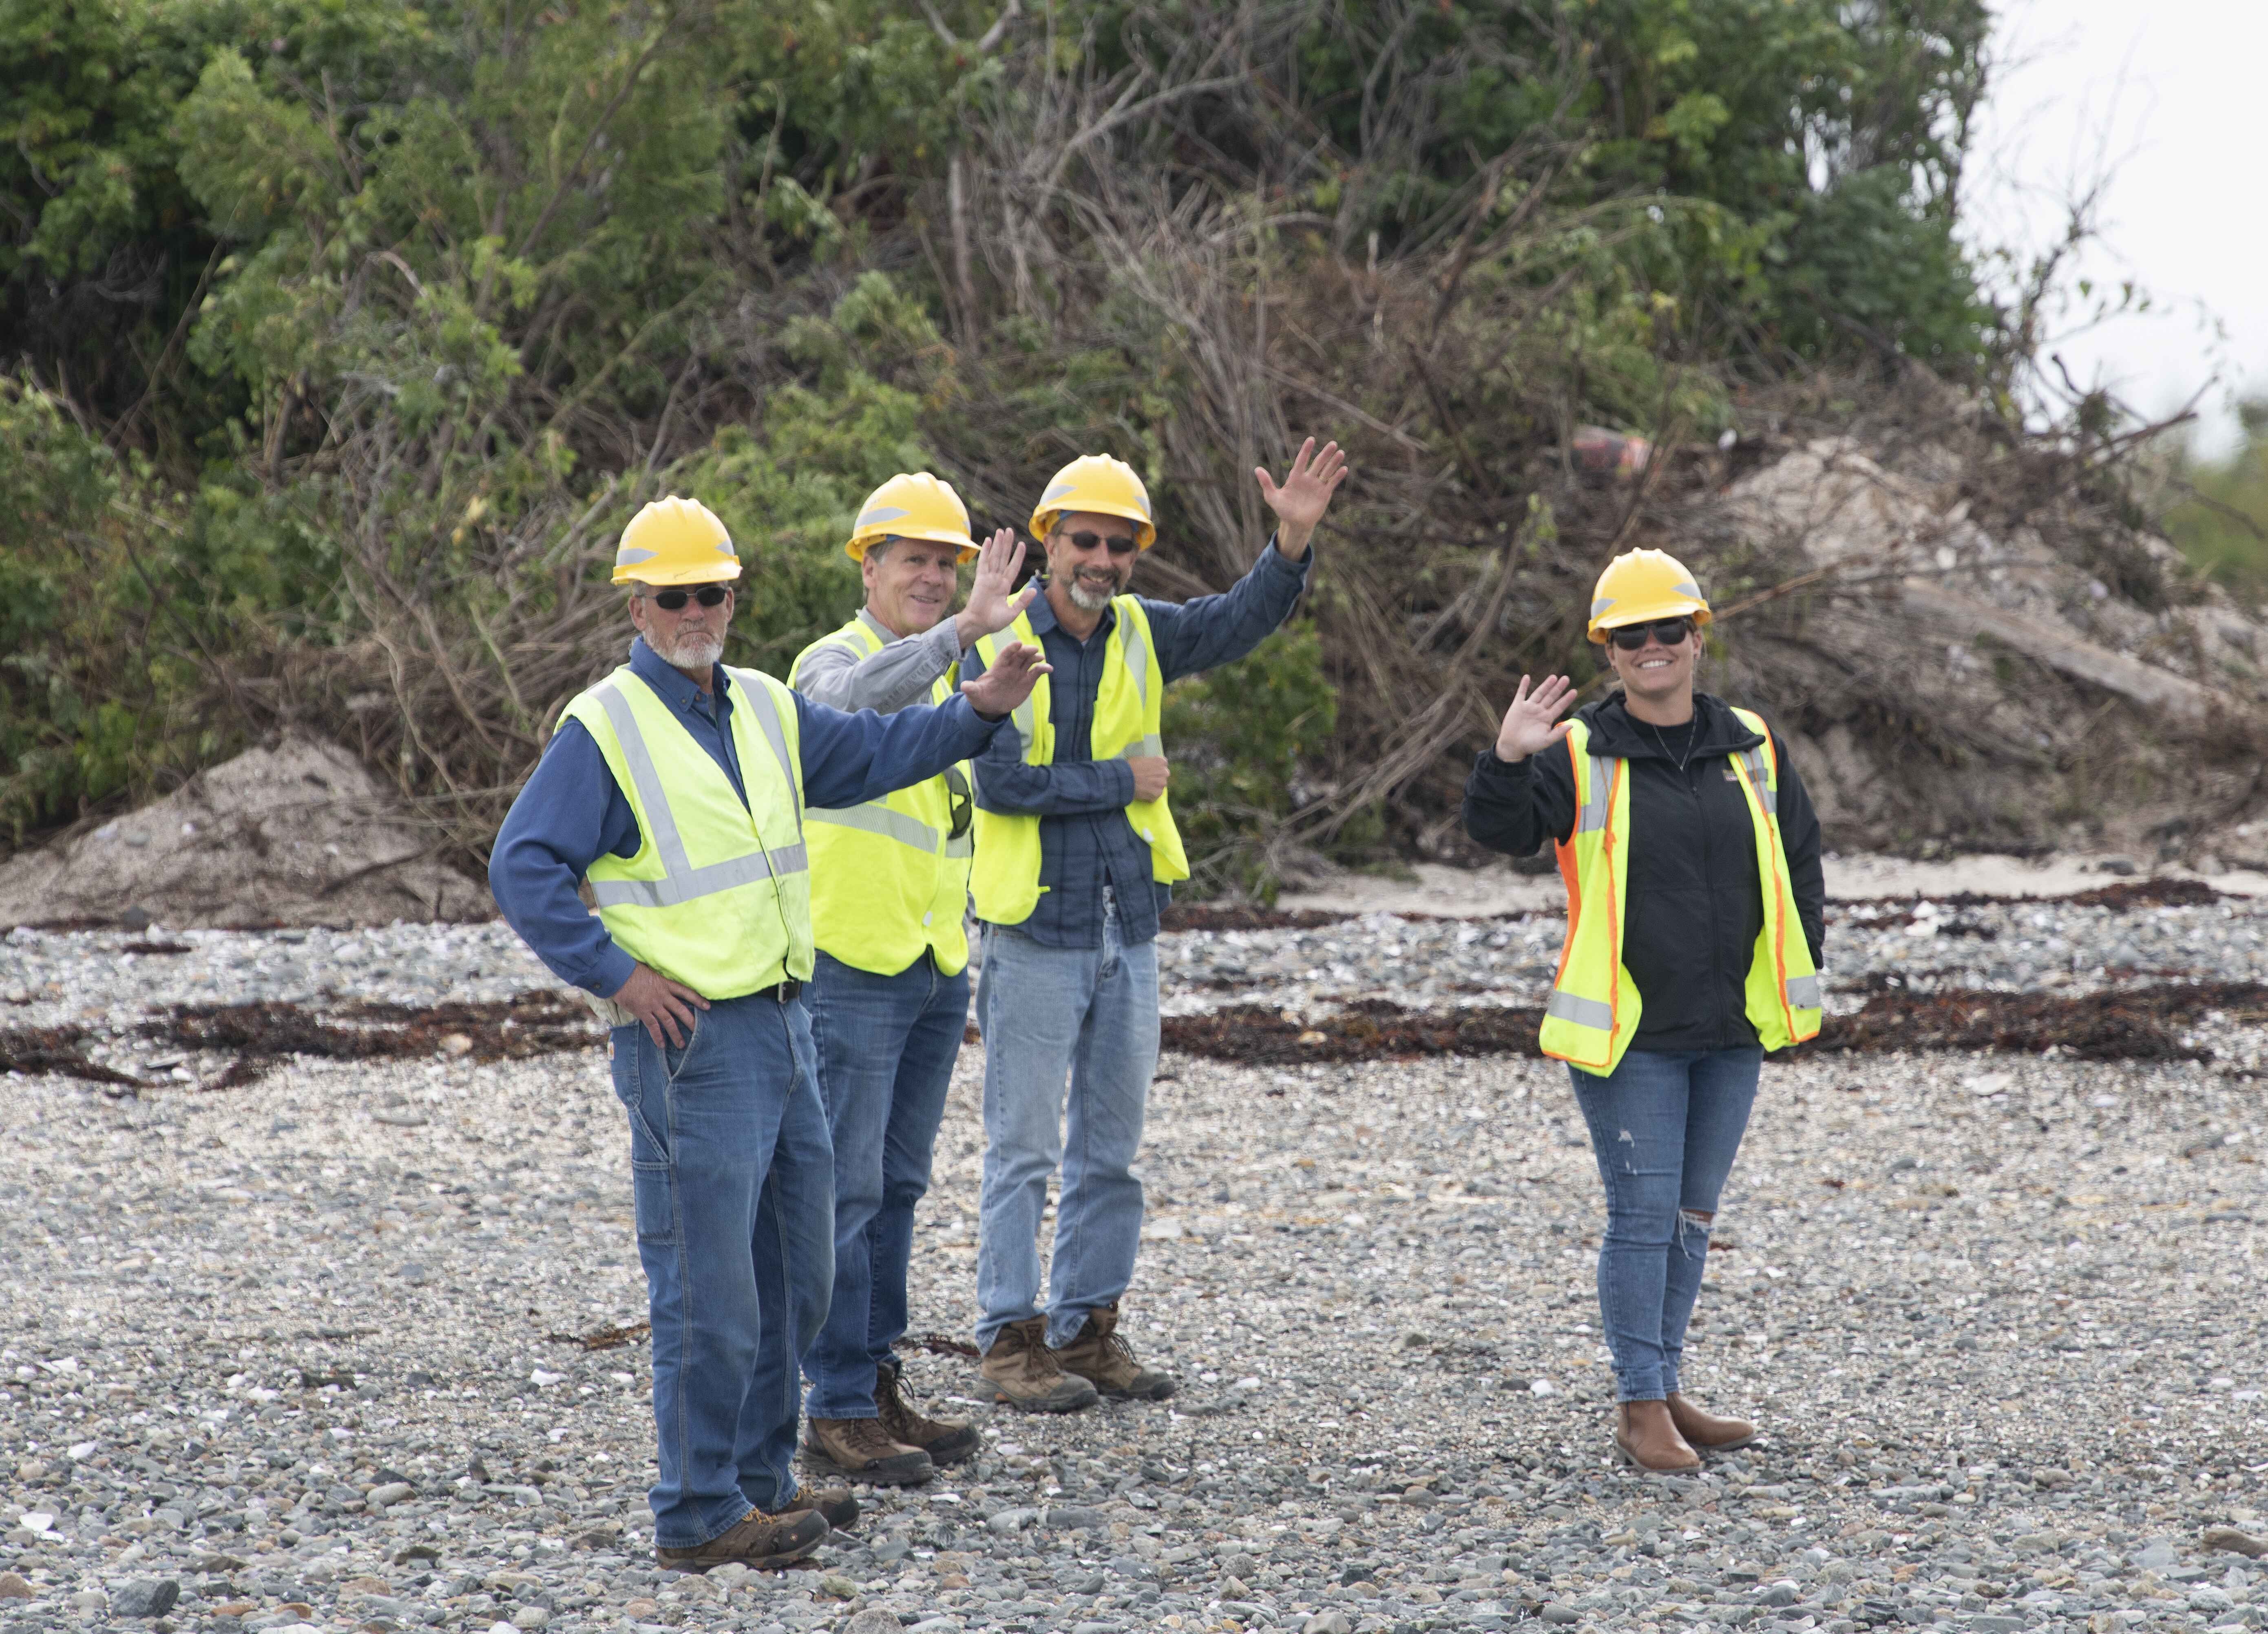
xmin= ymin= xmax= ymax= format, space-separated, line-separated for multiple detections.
xmin=3 ymin=869 xmax=2265 ymax=1634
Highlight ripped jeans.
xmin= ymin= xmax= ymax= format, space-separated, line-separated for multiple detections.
xmin=1568 ymin=1047 xmax=1761 ymax=1402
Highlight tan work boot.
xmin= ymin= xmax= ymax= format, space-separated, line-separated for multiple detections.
xmin=804 ymin=1415 xmax=934 ymax=1486
xmin=656 ymin=1509 xmax=828 ymax=1572
xmin=1614 ymin=1400 xmax=1702 ymax=1473
xmin=1052 ymin=1303 xmax=1175 ymax=1401
xmin=878 ymin=1357 xmax=981 ymax=1465
xmin=771 ymin=1484 xmax=859 ymax=1532
xmin=979 ymin=1317 xmax=1099 ymax=1413
xmin=1667 ymin=1391 xmax=1756 ymax=1450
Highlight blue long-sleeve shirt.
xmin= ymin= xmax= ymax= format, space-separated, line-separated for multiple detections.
xmin=490 ymin=636 xmax=1002 ymax=997
xmin=959 ymin=538 xmax=1312 ymax=948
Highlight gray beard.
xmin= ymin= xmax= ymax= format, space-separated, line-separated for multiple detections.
xmin=650 ymin=629 xmax=724 ymax=670
xmin=1066 ymin=576 xmax=1119 ymax=611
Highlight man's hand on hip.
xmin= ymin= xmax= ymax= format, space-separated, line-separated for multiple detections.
xmin=612 ymin=962 xmax=709 ymax=1050
xmin=962 ymin=639 xmax=1051 ymax=719
xmin=953 ymin=528 xmax=1040 ymax=650
xmin=1126 ymin=755 xmax=1170 ymax=803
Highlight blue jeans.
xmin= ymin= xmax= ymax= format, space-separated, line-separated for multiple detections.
xmin=610 ymin=993 xmax=835 ymax=1548
xmin=1568 ymin=1047 xmax=1760 ymax=1403
xmin=973 ymin=901 xmax=1159 ymax=1351
xmin=802 ymin=950 xmax=969 ymax=1420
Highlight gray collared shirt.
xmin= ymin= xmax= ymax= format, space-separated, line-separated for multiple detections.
xmin=791 ymin=608 xmax=965 ymax=717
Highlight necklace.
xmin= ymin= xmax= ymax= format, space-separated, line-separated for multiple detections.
xmin=1647 ymin=716 xmax=1697 ymax=774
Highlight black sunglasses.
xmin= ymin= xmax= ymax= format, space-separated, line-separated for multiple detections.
xmin=1061 ymin=529 xmax=1138 ymax=557
xmin=644 ymin=584 xmax=730 ymax=612
xmin=1608 ymin=617 xmax=1693 ymax=651
xmin=944 ymin=767 xmax=974 ymax=842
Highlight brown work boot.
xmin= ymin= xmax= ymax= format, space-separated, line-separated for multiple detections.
xmin=878 ymin=1357 xmax=981 ymax=1465
xmin=804 ymin=1415 xmax=934 ymax=1486
xmin=771 ymin=1484 xmax=859 ymax=1532
xmin=656 ymin=1509 xmax=828 ymax=1572
xmin=979 ymin=1317 xmax=1100 ymax=1413
xmin=1667 ymin=1391 xmax=1756 ymax=1451
xmin=1614 ymin=1400 xmax=1702 ymax=1473
xmin=1052 ymin=1303 xmax=1175 ymax=1401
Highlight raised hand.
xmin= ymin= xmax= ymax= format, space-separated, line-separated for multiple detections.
xmin=1494 ymin=673 xmax=1578 ymax=762
xmin=1254 ymin=436 xmax=1351 ymax=560
xmin=954 ymin=528 xmax=1039 ymax=648
xmin=961 ymin=639 xmax=1052 ymax=720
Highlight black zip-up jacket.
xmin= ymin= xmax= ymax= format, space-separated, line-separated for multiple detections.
xmin=1462 ymin=692 xmax=1826 ymax=1054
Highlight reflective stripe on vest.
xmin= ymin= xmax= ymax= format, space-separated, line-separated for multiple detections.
xmin=560 ymin=663 xmax=813 ymax=1000
xmin=790 ymin=615 xmax=974 ymax=976
xmin=584 ymin=681 xmax=807 ymax=908
xmin=1539 ymin=708 xmax=1822 ymax=1075
xmin=968 ymin=595 xmax=1188 ymax=926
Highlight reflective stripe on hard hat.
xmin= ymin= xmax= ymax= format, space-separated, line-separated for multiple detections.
xmin=612 ymin=495 xmax=739 ymax=586
xmin=1029 ymin=454 xmax=1157 ymax=548
xmin=1585 ymin=547 xmax=1711 ymax=642
xmin=845 ymin=473 xmax=976 ymax=562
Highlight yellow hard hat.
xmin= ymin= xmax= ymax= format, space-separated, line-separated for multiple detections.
xmin=612 ymin=495 xmax=741 ymax=586
xmin=1029 ymin=454 xmax=1156 ymax=551
xmin=845 ymin=472 xmax=978 ymax=563
xmin=1586 ymin=548 xmax=1711 ymax=642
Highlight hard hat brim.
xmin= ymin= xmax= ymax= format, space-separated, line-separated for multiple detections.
xmin=1028 ymin=501 xmax=1158 ymax=551
xmin=611 ymin=560 xmax=743 ymax=587
xmin=845 ymin=528 xmax=981 ymax=564
xmin=1587 ymin=600 xmax=1713 ymax=642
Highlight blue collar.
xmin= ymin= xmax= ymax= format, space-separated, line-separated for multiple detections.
xmin=628 ymin=635 xmax=731 ymax=718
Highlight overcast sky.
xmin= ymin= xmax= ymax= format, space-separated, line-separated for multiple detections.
xmin=1965 ymin=0 xmax=2268 ymax=456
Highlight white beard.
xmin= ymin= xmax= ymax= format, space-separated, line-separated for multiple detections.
xmin=1067 ymin=575 xmax=1119 ymax=611
xmin=650 ymin=628 xmax=724 ymax=670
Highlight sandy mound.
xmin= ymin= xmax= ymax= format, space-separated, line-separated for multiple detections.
xmin=0 ymin=734 xmax=491 ymax=930
xmin=1703 ymin=431 xmax=2268 ymax=861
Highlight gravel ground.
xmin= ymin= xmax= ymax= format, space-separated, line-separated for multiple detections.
xmin=4 ymin=891 xmax=2267 ymax=1634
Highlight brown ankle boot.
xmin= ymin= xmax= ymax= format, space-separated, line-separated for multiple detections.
xmin=979 ymin=1317 xmax=1099 ymax=1413
xmin=655 ymin=1509 xmax=827 ymax=1572
xmin=1051 ymin=1303 xmax=1175 ymax=1401
xmin=1667 ymin=1391 xmax=1755 ymax=1450
xmin=1614 ymin=1400 xmax=1702 ymax=1473
xmin=878 ymin=1358 xmax=981 ymax=1465
xmin=802 ymin=1415 xmax=933 ymax=1486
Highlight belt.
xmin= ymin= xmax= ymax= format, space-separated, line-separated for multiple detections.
xmin=752 ymin=978 xmax=802 ymax=1004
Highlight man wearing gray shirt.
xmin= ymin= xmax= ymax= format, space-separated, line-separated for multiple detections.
xmin=787 ymin=473 xmax=1042 ymax=1484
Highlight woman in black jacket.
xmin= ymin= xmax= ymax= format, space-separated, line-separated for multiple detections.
xmin=1464 ymin=548 xmax=1825 ymax=1471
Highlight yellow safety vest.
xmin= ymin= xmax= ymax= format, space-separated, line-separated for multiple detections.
xmin=559 ymin=663 xmax=814 ymax=1001
xmin=969 ymin=596 xmax=1189 ymax=926
xmin=789 ymin=615 xmax=975 ymax=977
xmin=1540 ymin=707 xmax=1822 ymax=1076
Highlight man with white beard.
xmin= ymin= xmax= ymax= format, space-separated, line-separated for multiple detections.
xmin=489 ymin=495 xmax=1048 ymax=1572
